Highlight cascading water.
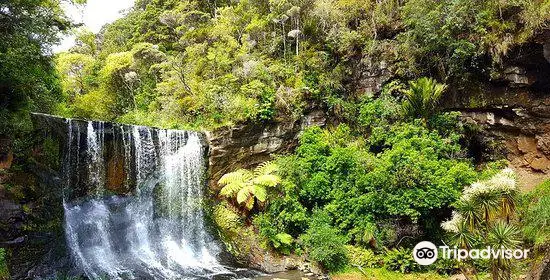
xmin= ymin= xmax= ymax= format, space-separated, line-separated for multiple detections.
xmin=62 ymin=120 xmax=238 ymax=279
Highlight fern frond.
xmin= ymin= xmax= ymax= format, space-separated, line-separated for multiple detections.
xmin=218 ymin=169 xmax=252 ymax=186
xmin=237 ymin=187 xmax=251 ymax=204
xmin=254 ymin=161 xmax=278 ymax=176
xmin=252 ymin=185 xmax=267 ymax=202
xmin=253 ymin=174 xmax=280 ymax=187
xmin=219 ymin=182 xmax=243 ymax=197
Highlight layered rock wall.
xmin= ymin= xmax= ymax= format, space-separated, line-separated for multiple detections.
xmin=206 ymin=109 xmax=327 ymax=189
xmin=445 ymin=40 xmax=550 ymax=188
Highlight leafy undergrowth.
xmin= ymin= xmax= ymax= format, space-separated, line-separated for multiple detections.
xmin=331 ymin=267 xmax=494 ymax=280
xmin=0 ymin=248 xmax=8 ymax=280
xmin=331 ymin=267 xmax=447 ymax=280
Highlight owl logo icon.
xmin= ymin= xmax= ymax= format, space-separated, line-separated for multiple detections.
xmin=413 ymin=241 xmax=438 ymax=265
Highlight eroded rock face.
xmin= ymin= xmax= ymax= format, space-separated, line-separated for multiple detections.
xmin=206 ymin=108 xmax=327 ymax=189
xmin=433 ymin=34 xmax=550 ymax=189
xmin=459 ymin=107 xmax=550 ymax=177
xmin=354 ymin=57 xmax=392 ymax=95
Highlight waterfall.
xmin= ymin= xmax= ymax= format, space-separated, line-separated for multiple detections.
xmin=62 ymin=120 xmax=234 ymax=280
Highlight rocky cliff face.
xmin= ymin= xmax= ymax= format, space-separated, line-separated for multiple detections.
xmin=206 ymin=108 xmax=327 ymax=189
xmin=347 ymin=34 xmax=550 ymax=189
xmin=30 ymin=114 xmax=138 ymax=199
xmin=446 ymin=38 xmax=550 ymax=189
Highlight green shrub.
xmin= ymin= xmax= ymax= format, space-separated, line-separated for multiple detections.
xmin=361 ymin=121 xmax=477 ymax=222
xmin=358 ymin=85 xmax=403 ymax=130
xmin=254 ymin=213 xmax=294 ymax=255
xmin=382 ymin=248 xmax=419 ymax=273
xmin=345 ymin=245 xmax=381 ymax=268
xmin=522 ymin=180 xmax=550 ymax=246
xmin=432 ymin=253 xmax=460 ymax=275
xmin=301 ymin=211 xmax=349 ymax=272
xmin=0 ymin=248 xmax=8 ymax=279
xmin=271 ymin=114 xmax=476 ymax=256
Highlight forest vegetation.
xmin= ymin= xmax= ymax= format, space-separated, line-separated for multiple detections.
xmin=51 ymin=0 xmax=550 ymax=128
xmin=1 ymin=0 xmax=550 ymax=279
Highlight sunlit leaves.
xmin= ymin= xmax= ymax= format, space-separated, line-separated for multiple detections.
xmin=55 ymin=52 xmax=96 ymax=97
xmin=218 ymin=161 xmax=280 ymax=210
xmin=402 ymin=77 xmax=447 ymax=120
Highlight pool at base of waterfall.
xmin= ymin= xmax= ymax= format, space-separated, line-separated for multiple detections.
xmin=64 ymin=195 xmax=254 ymax=280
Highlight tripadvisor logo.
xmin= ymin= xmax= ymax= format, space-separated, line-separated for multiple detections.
xmin=413 ymin=241 xmax=438 ymax=265
xmin=412 ymin=241 xmax=529 ymax=265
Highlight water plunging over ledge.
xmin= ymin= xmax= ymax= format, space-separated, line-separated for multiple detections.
xmin=60 ymin=119 xmax=247 ymax=279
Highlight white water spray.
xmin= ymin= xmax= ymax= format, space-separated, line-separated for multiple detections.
xmin=63 ymin=121 xmax=233 ymax=279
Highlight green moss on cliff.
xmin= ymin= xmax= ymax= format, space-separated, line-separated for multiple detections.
xmin=213 ymin=202 xmax=255 ymax=261
xmin=0 ymin=248 xmax=9 ymax=280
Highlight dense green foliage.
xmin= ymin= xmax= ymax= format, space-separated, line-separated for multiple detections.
xmin=521 ymin=180 xmax=550 ymax=246
xmin=399 ymin=0 xmax=542 ymax=80
xmin=382 ymin=248 xmax=418 ymax=273
xmin=0 ymin=248 xmax=7 ymax=279
xmin=54 ymin=0 xmax=550 ymax=128
xmin=240 ymin=84 xmax=484 ymax=271
xmin=345 ymin=245 xmax=380 ymax=269
xmin=0 ymin=0 xmax=83 ymax=137
xmin=301 ymin=211 xmax=349 ymax=271
xmin=259 ymin=113 xmax=476 ymax=249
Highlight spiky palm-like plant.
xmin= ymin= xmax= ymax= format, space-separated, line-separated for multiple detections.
xmin=499 ymin=192 xmax=517 ymax=222
xmin=403 ymin=77 xmax=447 ymax=120
xmin=487 ymin=222 xmax=521 ymax=280
xmin=455 ymin=199 xmax=483 ymax=232
xmin=450 ymin=220 xmax=478 ymax=250
xmin=218 ymin=162 xmax=280 ymax=211
xmin=442 ymin=169 xmax=520 ymax=280
xmin=473 ymin=191 xmax=501 ymax=227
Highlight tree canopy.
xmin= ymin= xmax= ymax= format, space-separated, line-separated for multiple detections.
xmin=0 ymin=0 xmax=85 ymax=136
xmin=53 ymin=0 xmax=550 ymax=129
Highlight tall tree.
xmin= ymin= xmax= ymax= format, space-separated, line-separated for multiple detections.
xmin=0 ymin=0 xmax=83 ymax=136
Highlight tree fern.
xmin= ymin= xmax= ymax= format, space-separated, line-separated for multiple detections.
xmin=219 ymin=182 xmax=244 ymax=197
xmin=219 ymin=170 xmax=252 ymax=198
xmin=252 ymin=185 xmax=267 ymax=202
xmin=237 ymin=187 xmax=251 ymax=204
xmin=219 ymin=169 xmax=251 ymax=186
xmin=218 ymin=161 xmax=280 ymax=211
